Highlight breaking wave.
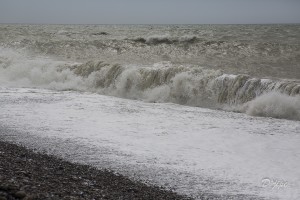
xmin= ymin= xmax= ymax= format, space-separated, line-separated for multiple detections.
xmin=132 ymin=35 xmax=199 ymax=45
xmin=241 ymin=92 xmax=300 ymax=120
xmin=1 ymin=47 xmax=299 ymax=120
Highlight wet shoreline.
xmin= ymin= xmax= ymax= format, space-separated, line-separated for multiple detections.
xmin=0 ymin=140 xmax=191 ymax=200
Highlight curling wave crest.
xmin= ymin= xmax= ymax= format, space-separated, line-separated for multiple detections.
xmin=1 ymin=47 xmax=299 ymax=120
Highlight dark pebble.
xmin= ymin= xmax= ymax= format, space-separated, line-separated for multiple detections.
xmin=126 ymin=188 xmax=139 ymax=193
xmin=14 ymin=191 xmax=27 ymax=198
xmin=23 ymin=195 xmax=35 ymax=200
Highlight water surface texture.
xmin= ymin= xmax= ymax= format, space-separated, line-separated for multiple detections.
xmin=0 ymin=24 xmax=300 ymax=199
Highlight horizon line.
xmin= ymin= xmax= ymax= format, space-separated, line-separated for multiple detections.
xmin=1 ymin=22 xmax=300 ymax=26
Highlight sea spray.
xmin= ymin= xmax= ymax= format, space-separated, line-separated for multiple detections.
xmin=242 ymin=92 xmax=300 ymax=120
xmin=1 ymin=47 xmax=300 ymax=120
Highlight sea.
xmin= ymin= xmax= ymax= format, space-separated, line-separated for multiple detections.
xmin=0 ymin=24 xmax=300 ymax=199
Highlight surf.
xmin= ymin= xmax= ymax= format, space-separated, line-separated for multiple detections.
xmin=1 ymin=47 xmax=299 ymax=120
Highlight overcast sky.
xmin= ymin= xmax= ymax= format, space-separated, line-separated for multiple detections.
xmin=0 ymin=0 xmax=299 ymax=24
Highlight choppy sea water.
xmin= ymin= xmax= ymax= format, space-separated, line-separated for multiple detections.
xmin=0 ymin=24 xmax=300 ymax=199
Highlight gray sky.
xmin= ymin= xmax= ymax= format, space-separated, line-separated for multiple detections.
xmin=0 ymin=0 xmax=299 ymax=24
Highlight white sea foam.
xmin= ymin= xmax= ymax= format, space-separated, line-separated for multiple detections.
xmin=1 ymin=87 xmax=300 ymax=199
xmin=0 ymin=48 xmax=84 ymax=90
xmin=241 ymin=92 xmax=300 ymax=120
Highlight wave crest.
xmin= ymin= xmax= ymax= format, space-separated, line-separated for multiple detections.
xmin=1 ymin=47 xmax=300 ymax=120
xmin=132 ymin=35 xmax=198 ymax=45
